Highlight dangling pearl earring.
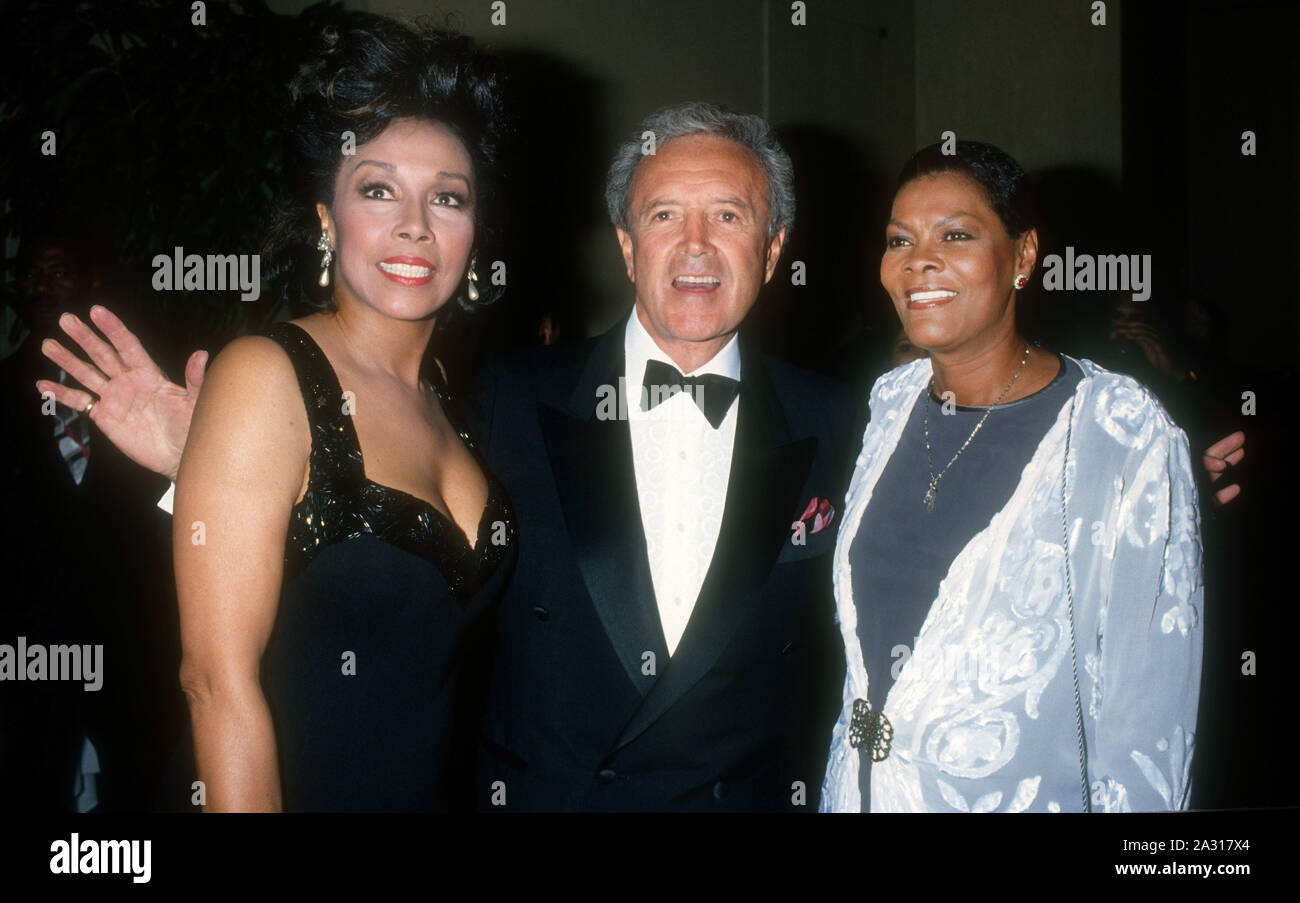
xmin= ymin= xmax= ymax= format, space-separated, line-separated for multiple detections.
xmin=317 ymin=229 xmax=333 ymax=287
xmin=1013 ymin=273 xmax=1028 ymax=290
xmin=466 ymin=254 xmax=480 ymax=302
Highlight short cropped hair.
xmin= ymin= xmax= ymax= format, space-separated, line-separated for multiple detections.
xmin=895 ymin=140 xmax=1038 ymax=237
xmin=604 ymin=101 xmax=795 ymax=239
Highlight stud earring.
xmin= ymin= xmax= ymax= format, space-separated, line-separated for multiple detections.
xmin=317 ymin=230 xmax=333 ymax=287
xmin=1013 ymin=273 xmax=1029 ymax=290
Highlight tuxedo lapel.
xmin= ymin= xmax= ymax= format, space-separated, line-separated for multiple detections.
xmin=612 ymin=345 xmax=818 ymax=750
xmin=538 ymin=326 xmax=668 ymax=694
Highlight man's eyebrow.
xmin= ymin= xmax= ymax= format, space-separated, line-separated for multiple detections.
xmin=640 ymin=195 xmax=755 ymax=210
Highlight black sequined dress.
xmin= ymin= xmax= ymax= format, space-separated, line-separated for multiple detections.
xmin=253 ymin=321 xmax=515 ymax=811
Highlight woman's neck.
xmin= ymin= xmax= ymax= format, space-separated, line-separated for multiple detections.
xmin=325 ymin=303 xmax=436 ymax=391
xmin=929 ymin=334 xmax=1051 ymax=406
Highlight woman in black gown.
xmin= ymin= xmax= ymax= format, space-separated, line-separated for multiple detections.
xmin=164 ymin=16 xmax=514 ymax=811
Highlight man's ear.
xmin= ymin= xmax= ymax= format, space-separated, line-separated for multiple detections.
xmin=1016 ymin=227 xmax=1039 ymax=278
xmin=762 ymin=226 xmax=788 ymax=284
xmin=615 ymin=226 xmax=636 ymax=283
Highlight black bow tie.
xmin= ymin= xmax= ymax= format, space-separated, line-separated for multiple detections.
xmin=641 ymin=358 xmax=739 ymax=429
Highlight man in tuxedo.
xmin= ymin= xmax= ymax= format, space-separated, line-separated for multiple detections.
xmin=468 ymin=102 xmax=851 ymax=811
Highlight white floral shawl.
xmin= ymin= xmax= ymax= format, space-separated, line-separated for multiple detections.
xmin=820 ymin=357 xmax=1203 ymax=813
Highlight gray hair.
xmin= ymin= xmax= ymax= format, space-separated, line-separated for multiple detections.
xmin=604 ymin=101 xmax=795 ymax=239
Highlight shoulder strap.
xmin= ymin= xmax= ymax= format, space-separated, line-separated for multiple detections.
xmin=259 ymin=321 xmax=365 ymax=485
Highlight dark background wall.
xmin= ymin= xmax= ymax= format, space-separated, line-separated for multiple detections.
xmin=6 ymin=0 xmax=1292 ymax=377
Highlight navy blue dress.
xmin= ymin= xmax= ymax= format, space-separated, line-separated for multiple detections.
xmin=253 ymin=322 xmax=515 ymax=811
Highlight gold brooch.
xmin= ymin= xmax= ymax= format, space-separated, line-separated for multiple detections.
xmin=848 ymin=698 xmax=893 ymax=762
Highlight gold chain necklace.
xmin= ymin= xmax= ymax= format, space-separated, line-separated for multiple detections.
xmin=922 ymin=343 xmax=1030 ymax=512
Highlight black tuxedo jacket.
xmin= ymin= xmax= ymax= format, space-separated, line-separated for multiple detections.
xmin=466 ymin=322 xmax=853 ymax=811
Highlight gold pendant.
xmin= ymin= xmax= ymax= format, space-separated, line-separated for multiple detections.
xmin=848 ymin=698 xmax=894 ymax=762
xmin=923 ymin=483 xmax=937 ymax=512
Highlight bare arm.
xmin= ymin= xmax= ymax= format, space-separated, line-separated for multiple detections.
xmin=37 ymin=305 xmax=203 ymax=480
xmin=174 ymin=336 xmax=308 ymax=812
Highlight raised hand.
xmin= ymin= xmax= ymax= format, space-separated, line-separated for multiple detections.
xmin=1202 ymin=430 xmax=1245 ymax=506
xmin=36 ymin=305 xmax=206 ymax=480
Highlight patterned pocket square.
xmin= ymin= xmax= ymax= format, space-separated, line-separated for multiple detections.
xmin=795 ymin=496 xmax=835 ymax=536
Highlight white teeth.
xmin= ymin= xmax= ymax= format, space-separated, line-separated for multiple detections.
xmin=675 ymin=275 xmax=720 ymax=285
xmin=378 ymin=262 xmax=432 ymax=278
xmin=909 ymin=290 xmax=957 ymax=302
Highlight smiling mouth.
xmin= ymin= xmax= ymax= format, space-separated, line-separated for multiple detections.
xmin=907 ymin=289 xmax=958 ymax=308
xmin=673 ymin=275 xmax=721 ymax=291
xmin=378 ymin=262 xmax=434 ymax=278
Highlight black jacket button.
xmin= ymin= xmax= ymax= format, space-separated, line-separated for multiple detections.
xmin=713 ymin=781 xmax=728 ymax=800
xmin=533 ymin=606 xmax=550 ymax=621
xmin=596 ymin=769 xmax=617 ymax=784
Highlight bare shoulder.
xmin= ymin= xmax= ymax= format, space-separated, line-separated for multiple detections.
xmin=205 ymin=335 xmax=298 ymax=389
xmin=186 ymin=335 xmax=309 ymax=468
xmin=194 ymin=336 xmax=304 ymax=418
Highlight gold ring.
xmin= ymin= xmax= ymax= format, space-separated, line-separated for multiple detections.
xmin=83 ymin=398 xmax=96 ymax=416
